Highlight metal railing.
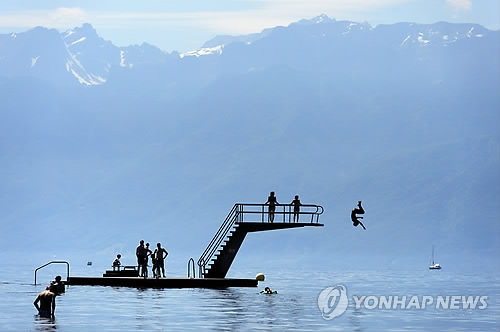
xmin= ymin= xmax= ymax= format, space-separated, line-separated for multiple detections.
xmin=197 ymin=203 xmax=323 ymax=277
xmin=187 ymin=258 xmax=196 ymax=278
xmin=34 ymin=261 xmax=70 ymax=285
xmin=198 ymin=204 xmax=239 ymax=277
xmin=237 ymin=203 xmax=324 ymax=224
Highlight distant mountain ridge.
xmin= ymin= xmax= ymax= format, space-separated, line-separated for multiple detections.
xmin=0 ymin=15 xmax=497 ymax=87
xmin=204 ymin=14 xmax=490 ymax=48
xmin=0 ymin=22 xmax=176 ymax=86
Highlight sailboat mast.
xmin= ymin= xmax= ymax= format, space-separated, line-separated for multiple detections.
xmin=432 ymin=245 xmax=435 ymax=265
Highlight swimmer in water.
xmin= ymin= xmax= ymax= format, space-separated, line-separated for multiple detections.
xmin=260 ymin=287 xmax=277 ymax=294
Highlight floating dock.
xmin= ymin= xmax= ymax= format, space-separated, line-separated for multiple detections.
xmin=66 ymin=276 xmax=258 ymax=288
xmin=35 ymin=202 xmax=324 ymax=289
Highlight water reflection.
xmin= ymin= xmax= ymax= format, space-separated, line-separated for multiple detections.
xmin=134 ymin=288 xmax=151 ymax=331
xmin=349 ymin=306 xmax=364 ymax=332
xmin=207 ymin=288 xmax=247 ymax=331
xmin=34 ymin=315 xmax=57 ymax=332
xmin=260 ymin=292 xmax=279 ymax=330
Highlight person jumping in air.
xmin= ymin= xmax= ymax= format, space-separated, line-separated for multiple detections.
xmin=351 ymin=200 xmax=366 ymax=230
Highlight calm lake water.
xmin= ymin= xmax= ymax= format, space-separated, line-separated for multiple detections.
xmin=1 ymin=264 xmax=498 ymax=331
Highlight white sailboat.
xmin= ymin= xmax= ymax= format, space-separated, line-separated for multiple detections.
xmin=429 ymin=246 xmax=441 ymax=270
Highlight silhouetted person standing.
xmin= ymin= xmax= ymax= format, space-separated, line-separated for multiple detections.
xmin=291 ymin=195 xmax=301 ymax=223
xmin=351 ymin=200 xmax=366 ymax=230
xmin=151 ymin=253 xmax=159 ymax=278
xmin=265 ymin=192 xmax=279 ymax=223
xmin=143 ymin=243 xmax=153 ymax=278
xmin=136 ymin=240 xmax=146 ymax=276
xmin=154 ymin=242 xmax=169 ymax=278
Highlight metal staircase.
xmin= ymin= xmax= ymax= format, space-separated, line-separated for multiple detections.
xmin=198 ymin=203 xmax=324 ymax=278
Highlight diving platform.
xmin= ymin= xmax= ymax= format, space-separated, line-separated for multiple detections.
xmin=35 ymin=202 xmax=324 ymax=289
xmin=198 ymin=203 xmax=324 ymax=278
xmin=236 ymin=221 xmax=323 ymax=232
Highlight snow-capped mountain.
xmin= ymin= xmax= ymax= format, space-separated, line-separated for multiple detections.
xmin=63 ymin=23 xmax=118 ymax=85
xmin=200 ymin=15 xmax=492 ymax=54
xmin=0 ymin=23 xmax=174 ymax=86
xmin=1 ymin=15 xmax=497 ymax=87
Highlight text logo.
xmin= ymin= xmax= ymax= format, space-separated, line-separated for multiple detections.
xmin=317 ymin=285 xmax=348 ymax=320
xmin=318 ymin=285 xmax=489 ymax=320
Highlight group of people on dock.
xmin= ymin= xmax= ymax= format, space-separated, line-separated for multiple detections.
xmin=135 ymin=240 xmax=169 ymax=278
xmin=33 ymin=275 xmax=65 ymax=318
xmin=265 ymin=192 xmax=302 ymax=223
xmin=112 ymin=241 xmax=169 ymax=278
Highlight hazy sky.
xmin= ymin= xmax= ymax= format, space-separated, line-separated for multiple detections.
xmin=0 ymin=0 xmax=499 ymax=52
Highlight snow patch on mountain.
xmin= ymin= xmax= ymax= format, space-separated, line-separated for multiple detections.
xmin=401 ymin=35 xmax=411 ymax=46
xmin=66 ymin=63 xmax=106 ymax=85
xmin=65 ymin=48 xmax=106 ymax=86
xmin=396 ymin=23 xmax=488 ymax=48
xmin=120 ymin=50 xmax=126 ymax=67
xmin=180 ymin=45 xmax=224 ymax=58
xmin=70 ymin=37 xmax=86 ymax=46
xmin=31 ymin=56 xmax=39 ymax=68
xmin=314 ymin=14 xmax=329 ymax=24
xmin=467 ymin=27 xmax=475 ymax=37
xmin=418 ymin=33 xmax=430 ymax=45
